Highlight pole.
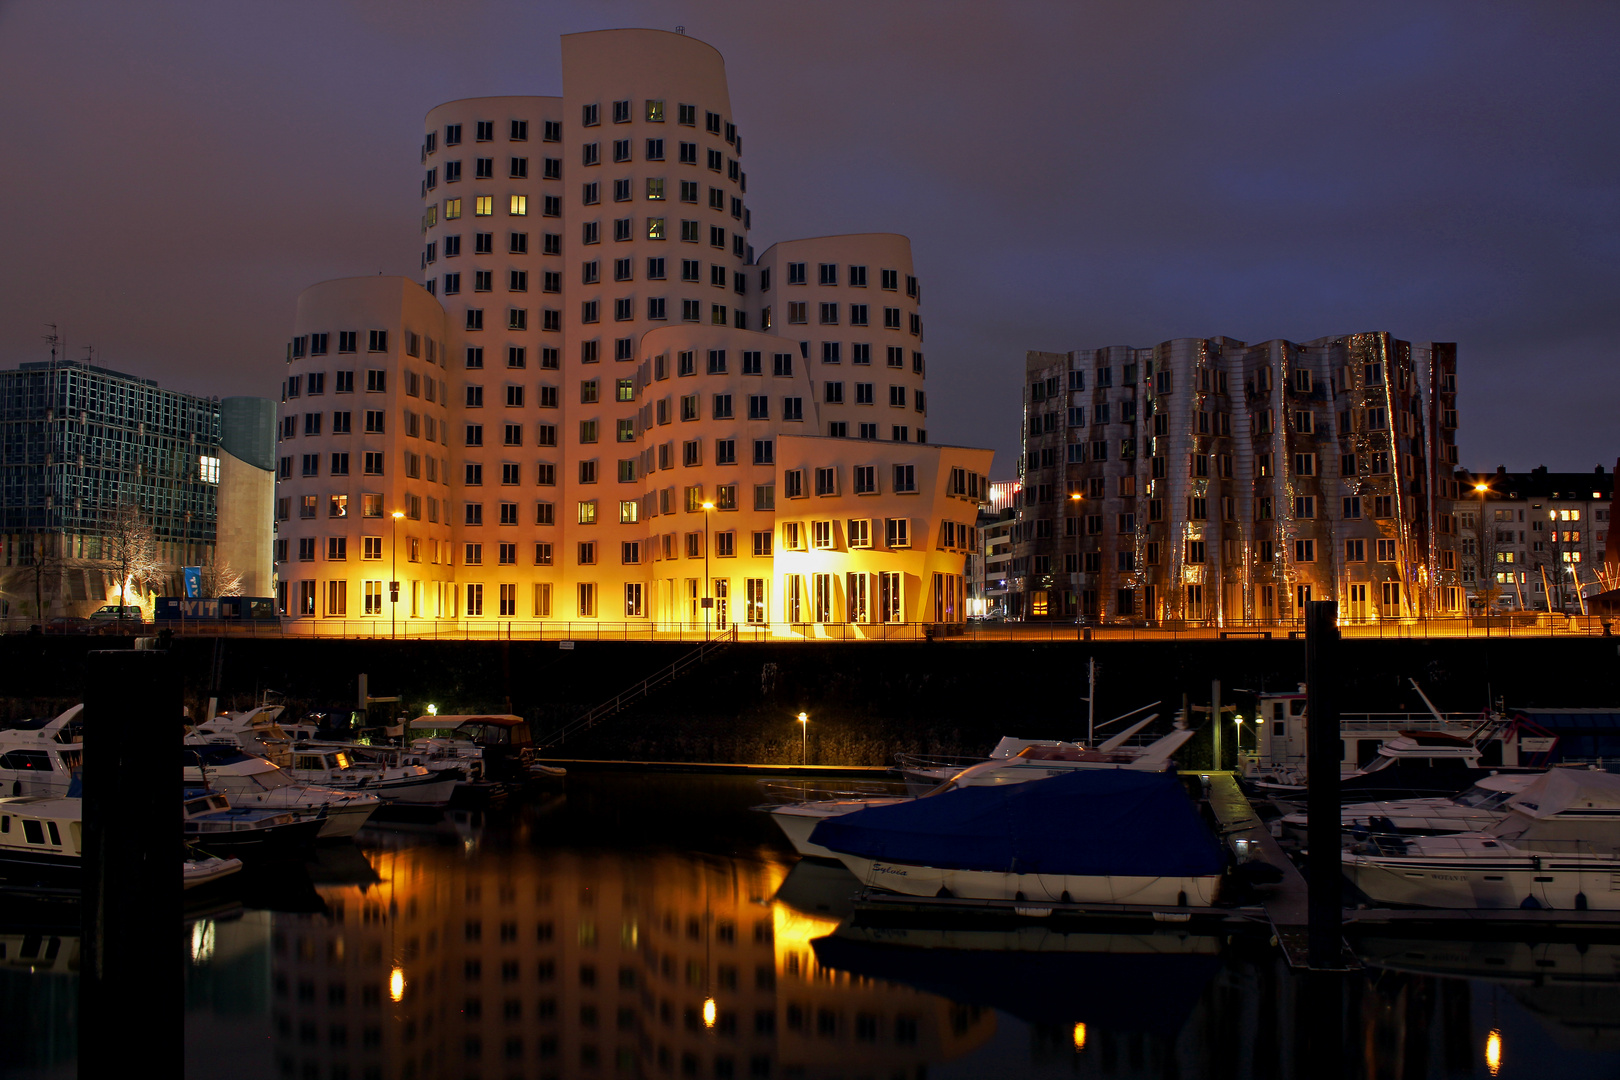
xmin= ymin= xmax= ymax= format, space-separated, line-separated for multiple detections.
xmin=703 ymin=505 xmax=712 ymax=640
xmin=1086 ymin=656 xmax=1096 ymax=747
xmin=1305 ymin=599 xmax=1342 ymax=969
xmin=391 ymin=514 xmax=398 ymax=640
xmin=1070 ymin=493 xmax=1083 ymax=627
xmin=1211 ymin=678 xmax=1222 ymax=772
xmin=83 ymin=648 xmax=182 ymax=1076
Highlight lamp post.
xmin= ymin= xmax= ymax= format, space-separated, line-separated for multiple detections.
xmin=390 ymin=510 xmax=404 ymax=640
xmin=1069 ymin=492 xmax=1084 ymax=627
xmin=701 ymin=501 xmax=715 ymax=640
xmin=797 ymin=711 xmax=808 ymax=766
xmin=1474 ymin=481 xmax=1490 ymax=633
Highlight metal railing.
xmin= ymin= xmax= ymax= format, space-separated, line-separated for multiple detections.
xmin=2 ymin=613 xmax=1612 ymax=643
xmin=541 ymin=626 xmax=738 ymax=748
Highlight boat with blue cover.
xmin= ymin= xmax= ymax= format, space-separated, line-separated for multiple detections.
xmin=808 ymin=770 xmax=1227 ymax=906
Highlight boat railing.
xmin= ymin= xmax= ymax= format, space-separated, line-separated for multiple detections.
xmin=754 ymin=778 xmax=906 ymax=806
xmin=893 ymin=752 xmax=988 ymax=774
xmin=1346 ymin=831 xmax=1620 ymax=859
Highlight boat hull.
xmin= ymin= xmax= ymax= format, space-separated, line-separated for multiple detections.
xmin=0 ymin=850 xmax=79 ymax=896
xmin=768 ymin=800 xmax=903 ymax=859
xmin=1342 ymin=852 xmax=1620 ymax=910
xmin=830 ymin=854 xmax=1221 ymax=907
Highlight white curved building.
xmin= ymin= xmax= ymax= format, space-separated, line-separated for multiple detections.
xmin=276 ymin=29 xmax=990 ymax=632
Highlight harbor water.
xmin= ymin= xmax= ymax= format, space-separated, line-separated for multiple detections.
xmin=4 ymin=772 xmax=1620 ymax=1078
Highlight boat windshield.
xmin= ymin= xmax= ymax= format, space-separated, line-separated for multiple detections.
xmin=183 ymin=798 xmax=212 ymax=816
xmin=250 ymin=769 xmax=296 ymax=790
xmin=1452 ymin=785 xmax=1516 ymax=809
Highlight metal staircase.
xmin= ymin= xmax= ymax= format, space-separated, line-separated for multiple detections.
xmin=539 ymin=627 xmax=738 ymax=749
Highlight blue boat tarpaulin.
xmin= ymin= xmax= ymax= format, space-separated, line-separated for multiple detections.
xmin=809 ymin=770 xmax=1226 ymax=878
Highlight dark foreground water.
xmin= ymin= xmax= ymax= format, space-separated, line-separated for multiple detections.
xmin=4 ymin=772 xmax=1619 ymax=1079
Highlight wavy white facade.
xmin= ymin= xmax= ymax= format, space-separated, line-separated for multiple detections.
xmin=276 ymin=29 xmax=991 ymax=631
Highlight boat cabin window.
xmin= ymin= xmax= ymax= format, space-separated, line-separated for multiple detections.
xmin=185 ymin=798 xmax=213 ymax=816
xmin=1271 ymin=703 xmax=1284 ymax=721
xmin=1454 ymin=786 xmax=1515 ymax=809
xmin=47 ymin=822 xmax=60 ymax=845
xmin=511 ymin=724 xmax=532 ymax=745
xmin=330 ymin=753 xmax=351 ymax=769
xmin=0 ymin=750 xmax=53 ymax=771
xmin=22 ymin=819 xmax=44 ymax=844
xmin=296 ymin=755 xmax=326 ymax=770
xmin=210 ymin=796 xmax=229 ymax=811
xmin=1289 ymin=700 xmax=1306 ymax=717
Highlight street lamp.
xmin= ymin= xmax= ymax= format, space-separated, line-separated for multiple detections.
xmin=701 ymin=501 xmax=715 ymax=639
xmin=1474 ymin=481 xmax=1490 ymax=631
xmin=1069 ymin=492 xmax=1084 ymax=627
xmin=390 ymin=510 xmax=404 ymax=640
xmin=797 ymin=711 xmax=808 ymax=766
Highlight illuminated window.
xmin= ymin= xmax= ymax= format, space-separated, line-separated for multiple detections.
xmin=199 ymin=456 xmax=220 ymax=484
xmin=578 ymin=500 xmax=597 ymax=525
xmin=509 ymin=195 xmax=527 ymax=216
xmin=445 ymin=198 xmax=462 ymax=219
xmin=475 ymin=196 xmax=493 ymax=216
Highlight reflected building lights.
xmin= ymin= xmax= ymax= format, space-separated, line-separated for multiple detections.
xmin=1072 ymin=1021 xmax=1087 ymax=1051
xmin=1486 ymin=1027 xmax=1503 ymax=1076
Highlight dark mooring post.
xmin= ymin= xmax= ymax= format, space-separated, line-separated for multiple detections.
xmin=1304 ymin=600 xmax=1342 ymax=969
xmin=81 ymin=648 xmax=183 ymax=1077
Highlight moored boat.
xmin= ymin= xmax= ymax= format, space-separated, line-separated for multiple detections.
xmin=809 ymin=770 xmax=1227 ymax=906
xmin=1341 ymin=768 xmax=1620 ymax=910
xmin=0 ymin=797 xmax=81 ymax=897
xmin=182 ymin=746 xmax=379 ymax=838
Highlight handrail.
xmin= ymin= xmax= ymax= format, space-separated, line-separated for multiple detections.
xmin=541 ymin=625 xmax=738 ymax=748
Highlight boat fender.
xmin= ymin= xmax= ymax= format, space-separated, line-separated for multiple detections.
xmin=1177 ymin=890 xmax=1187 ymax=907
xmin=1519 ymin=894 xmax=1542 ymax=910
xmin=934 ymin=886 xmax=953 ymax=899
xmin=1576 ymin=892 xmax=1589 ymax=911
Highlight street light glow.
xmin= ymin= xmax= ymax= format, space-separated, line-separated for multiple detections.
xmin=1485 ymin=1028 xmax=1502 ymax=1076
xmin=391 ymin=510 xmax=404 ymax=519
xmin=1072 ymin=1022 xmax=1087 ymax=1051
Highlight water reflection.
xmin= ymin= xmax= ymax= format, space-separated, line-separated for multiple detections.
xmin=255 ymin=838 xmax=991 ymax=1080
xmin=31 ymin=772 xmax=1611 ymax=1079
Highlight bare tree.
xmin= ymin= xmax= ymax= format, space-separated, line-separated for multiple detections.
xmin=198 ymin=553 xmax=244 ymax=597
xmin=104 ymin=504 xmax=162 ymax=617
xmin=14 ymin=534 xmax=63 ymax=622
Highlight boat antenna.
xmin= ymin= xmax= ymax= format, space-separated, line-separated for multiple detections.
xmin=1406 ymin=679 xmax=1446 ymax=727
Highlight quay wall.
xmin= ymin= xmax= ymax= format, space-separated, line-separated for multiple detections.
xmin=1 ymin=636 xmax=1615 ymax=767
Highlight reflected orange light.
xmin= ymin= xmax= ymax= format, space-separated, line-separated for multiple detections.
xmin=702 ymin=997 xmax=717 ymax=1028
xmin=1072 ymin=1022 xmax=1087 ymax=1051
xmin=390 ymin=967 xmax=405 ymax=1002
xmin=1485 ymin=1028 xmax=1502 ymax=1076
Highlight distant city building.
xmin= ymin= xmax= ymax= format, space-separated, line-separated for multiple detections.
xmin=0 ymin=357 xmax=274 ymax=619
xmin=1012 ymin=333 xmax=1462 ymax=624
xmin=1456 ymin=465 xmax=1614 ymax=612
xmin=966 ymin=481 xmax=1018 ymax=618
xmin=277 ymin=30 xmax=992 ymax=630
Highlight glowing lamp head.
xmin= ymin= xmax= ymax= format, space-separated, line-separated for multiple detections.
xmin=1070 ymin=493 xmax=1082 ymax=501
xmin=1072 ymin=1022 xmax=1087 ymax=1051
xmin=703 ymin=997 xmax=717 ymax=1028
xmin=1474 ymin=484 xmax=1489 ymax=493
xmin=426 ymin=703 xmax=437 ymax=716
xmin=392 ymin=510 xmax=404 ymax=519
xmin=701 ymin=502 xmax=715 ymax=510
xmin=797 ymin=712 xmax=807 ymax=725
xmin=389 ymin=967 xmax=405 ymax=1002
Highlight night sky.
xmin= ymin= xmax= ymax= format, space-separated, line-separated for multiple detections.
xmin=3 ymin=1 xmax=1617 ymax=479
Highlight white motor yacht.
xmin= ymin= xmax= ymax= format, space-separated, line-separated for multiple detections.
xmin=1278 ymin=772 xmax=1538 ymax=843
xmin=895 ymin=714 xmax=1194 ymax=795
xmin=283 ymin=746 xmax=458 ymax=807
xmin=0 ymin=796 xmax=82 ymax=896
xmin=0 ymin=705 xmax=84 ymax=798
xmin=1341 ymin=768 xmax=1620 ymax=910
xmin=186 ymin=705 xmax=298 ymax=767
xmin=182 ymin=746 xmax=379 ymax=839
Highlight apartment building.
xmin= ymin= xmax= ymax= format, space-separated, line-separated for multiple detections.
xmin=1010 ymin=333 xmax=1462 ymax=624
xmin=277 ymin=29 xmax=991 ymax=630
xmin=0 ymin=356 xmax=274 ymax=618
xmin=1457 ymin=465 xmax=1615 ymax=612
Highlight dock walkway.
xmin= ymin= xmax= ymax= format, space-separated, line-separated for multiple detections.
xmin=1201 ymin=772 xmax=1321 ymax=966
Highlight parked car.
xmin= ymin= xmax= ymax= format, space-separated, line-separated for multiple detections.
xmin=44 ymin=616 xmax=93 ymax=635
xmin=89 ymin=604 xmax=144 ymax=620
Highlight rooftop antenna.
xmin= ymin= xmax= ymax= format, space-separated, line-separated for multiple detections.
xmin=676 ymin=25 xmax=685 ymax=33
xmin=43 ymin=324 xmax=60 ymax=362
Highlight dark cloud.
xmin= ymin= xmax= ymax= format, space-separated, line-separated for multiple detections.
xmin=2 ymin=0 xmax=1616 ymax=476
